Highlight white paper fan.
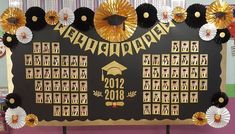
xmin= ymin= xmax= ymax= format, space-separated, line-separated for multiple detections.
xmin=16 ymin=26 xmax=33 ymax=44
xmin=157 ymin=6 xmax=173 ymax=23
xmin=206 ymin=106 xmax=230 ymax=128
xmin=59 ymin=8 xmax=75 ymax=26
xmin=5 ymin=106 xmax=26 ymax=129
xmin=199 ymin=23 xmax=217 ymax=41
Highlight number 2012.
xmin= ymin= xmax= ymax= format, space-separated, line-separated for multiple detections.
xmin=104 ymin=78 xmax=124 ymax=89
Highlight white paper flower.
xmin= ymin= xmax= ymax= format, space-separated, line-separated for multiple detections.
xmin=16 ymin=26 xmax=33 ymax=44
xmin=206 ymin=106 xmax=230 ymax=128
xmin=5 ymin=106 xmax=26 ymax=129
xmin=157 ymin=6 xmax=173 ymax=23
xmin=199 ymin=23 xmax=217 ymax=41
xmin=59 ymin=8 xmax=75 ymax=26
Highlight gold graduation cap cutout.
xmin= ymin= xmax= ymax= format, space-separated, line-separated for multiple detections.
xmin=101 ymin=61 xmax=127 ymax=81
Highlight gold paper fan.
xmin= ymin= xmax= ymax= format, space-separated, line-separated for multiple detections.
xmin=173 ymin=7 xmax=187 ymax=23
xmin=94 ymin=0 xmax=137 ymax=42
xmin=45 ymin=10 xmax=59 ymax=25
xmin=192 ymin=112 xmax=207 ymax=126
xmin=206 ymin=0 xmax=233 ymax=29
xmin=0 ymin=7 xmax=26 ymax=34
xmin=25 ymin=114 xmax=39 ymax=127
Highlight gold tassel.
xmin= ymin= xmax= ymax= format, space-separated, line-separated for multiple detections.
xmin=101 ymin=70 xmax=104 ymax=81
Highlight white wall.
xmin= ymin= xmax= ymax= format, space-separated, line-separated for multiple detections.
xmin=0 ymin=0 xmax=8 ymax=89
xmin=186 ymin=0 xmax=235 ymax=6
xmin=227 ymin=40 xmax=235 ymax=84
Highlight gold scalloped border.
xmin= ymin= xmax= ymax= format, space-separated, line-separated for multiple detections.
xmin=39 ymin=118 xmax=193 ymax=126
xmin=220 ymin=43 xmax=226 ymax=92
xmin=6 ymin=48 xmax=14 ymax=93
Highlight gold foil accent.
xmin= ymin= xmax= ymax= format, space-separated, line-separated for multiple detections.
xmin=172 ymin=7 xmax=187 ymax=23
xmin=45 ymin=10 xmax=59 ymax=25
xmin=81 ymin=15 xmax=87 ymax=22
xmin=143 ymin=12 xmax=149 ymax=19
xmin=192 ymin=112 xmax=207 ymax=126
xmin=214 ymin=114 xmax=222 ymax=123
xmin=0 ymin=7 xmax=26 ymax=34
xmin=94 ymin=0 xmax=137 ymax=42
xmin=220 ymin=32 xmax=225 ymax=38
xmin=25 ymin=114 xmax=39 ymax=127
xmin=219 ymin=97 xmax=224 ymax=103
xmin=6 ymin=36 xmax=12 ymax=42
xmin=194 ymin=12 xmax=201 ymax=18
xmin=9 ymin=98 xmax=15 ymax=104
xmin=32 ymin=16 xmax=38 ymax=22
xmin=206 ymin=0 xmax=233 ymax=29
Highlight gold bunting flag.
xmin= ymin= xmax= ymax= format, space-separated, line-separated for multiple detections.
xmin=54 ymin=22 xmax=175 ymax=57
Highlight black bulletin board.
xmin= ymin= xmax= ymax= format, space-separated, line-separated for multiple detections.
xmin=8 ymin=22 xmax=223 ymax=126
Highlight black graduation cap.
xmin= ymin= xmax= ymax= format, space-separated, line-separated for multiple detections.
xmin=104 ymin=14 xmax=127 ymax=25
xmin=214 ymin=12 xmax=226 ymax=19
xmin=211 ymin=92 xmax=229 ymax=108
xmin=104 ymin=14 xmax=127 ymax=30
xmin=6 ymin=17 xmax=19 ymax=25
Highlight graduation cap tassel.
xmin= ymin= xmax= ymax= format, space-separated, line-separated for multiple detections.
xmin=123 ymin=22 xmax=126 ymax=31
xmin=101 ymin=70 xmax=104 ymax=81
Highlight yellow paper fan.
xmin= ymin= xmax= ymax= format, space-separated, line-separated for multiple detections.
xmin=45 ymin=10 xmax=59 ymax=25
xmin=173 ymin=6 xmax=187 ymax=23
xmin=0 ymin=7 xmax=26 ymax=34
xmin=25 ymin=114 xmax=39 ymax=127
xmin=192 ymin=112 xmax=207 ymax=126
xmin=206 ymin=0 xmax=233 ymax=29
xmin=94 ymin=0 xmax=137 ymax=42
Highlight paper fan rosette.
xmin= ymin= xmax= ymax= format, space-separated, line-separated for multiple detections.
xmin=206 ymin=0 xmax=233 ymax=29
xmin=172 ymin=6 xmax=187 ymax=23
xmin=25 ymin=7 xmax=47 ymax=31
xmin=25 ymin=114 xmax=39 ymax=127
xmin=45 ymin=10 xmax=59 ymax=25
xmin=2 ymin=33 xmax=18 ymax=48
xmin=214 ymin=28 xmax=231 ymax=44
xmin=206 ymin=106 xmax=231 ymax=128
xmin=136 ymin=3 xmax=158 ymax=28
xmin=199 ymin=23 xmax=217 ymax=41
xmin=0 ymin=7 xmax=26 ymax=34
xmin=5 ymin=106 xmax=26 ymax=129
xmin=59 ymin=8 xmax=75 ymax=26
xmin=94 ymin=0 xmax=137 ymax=42
xmin=157 ymin=6 xmax=173 ymax=23
xmin=185 ymin=4 xmax=207 ymax=28
xmin=192 ymin=112 xmax=207 ymax=126
xmin=211 ymin=92 xmax=229 ymax=108
xmin=73 ymin=7 xmax=94 ymax=31
xmin=16 ymin=26 xmax=33 ymax=44
xmin=6 ymin=93 xmax=22 ymax=108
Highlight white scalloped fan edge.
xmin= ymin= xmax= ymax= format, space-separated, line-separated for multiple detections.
xmin=59 ymin=8 xmax=75 ymax=26
xmin=206 ymin=106 xmax=230 ymax=128
xmin=5 ymin=106 xmax=26 ymax=129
